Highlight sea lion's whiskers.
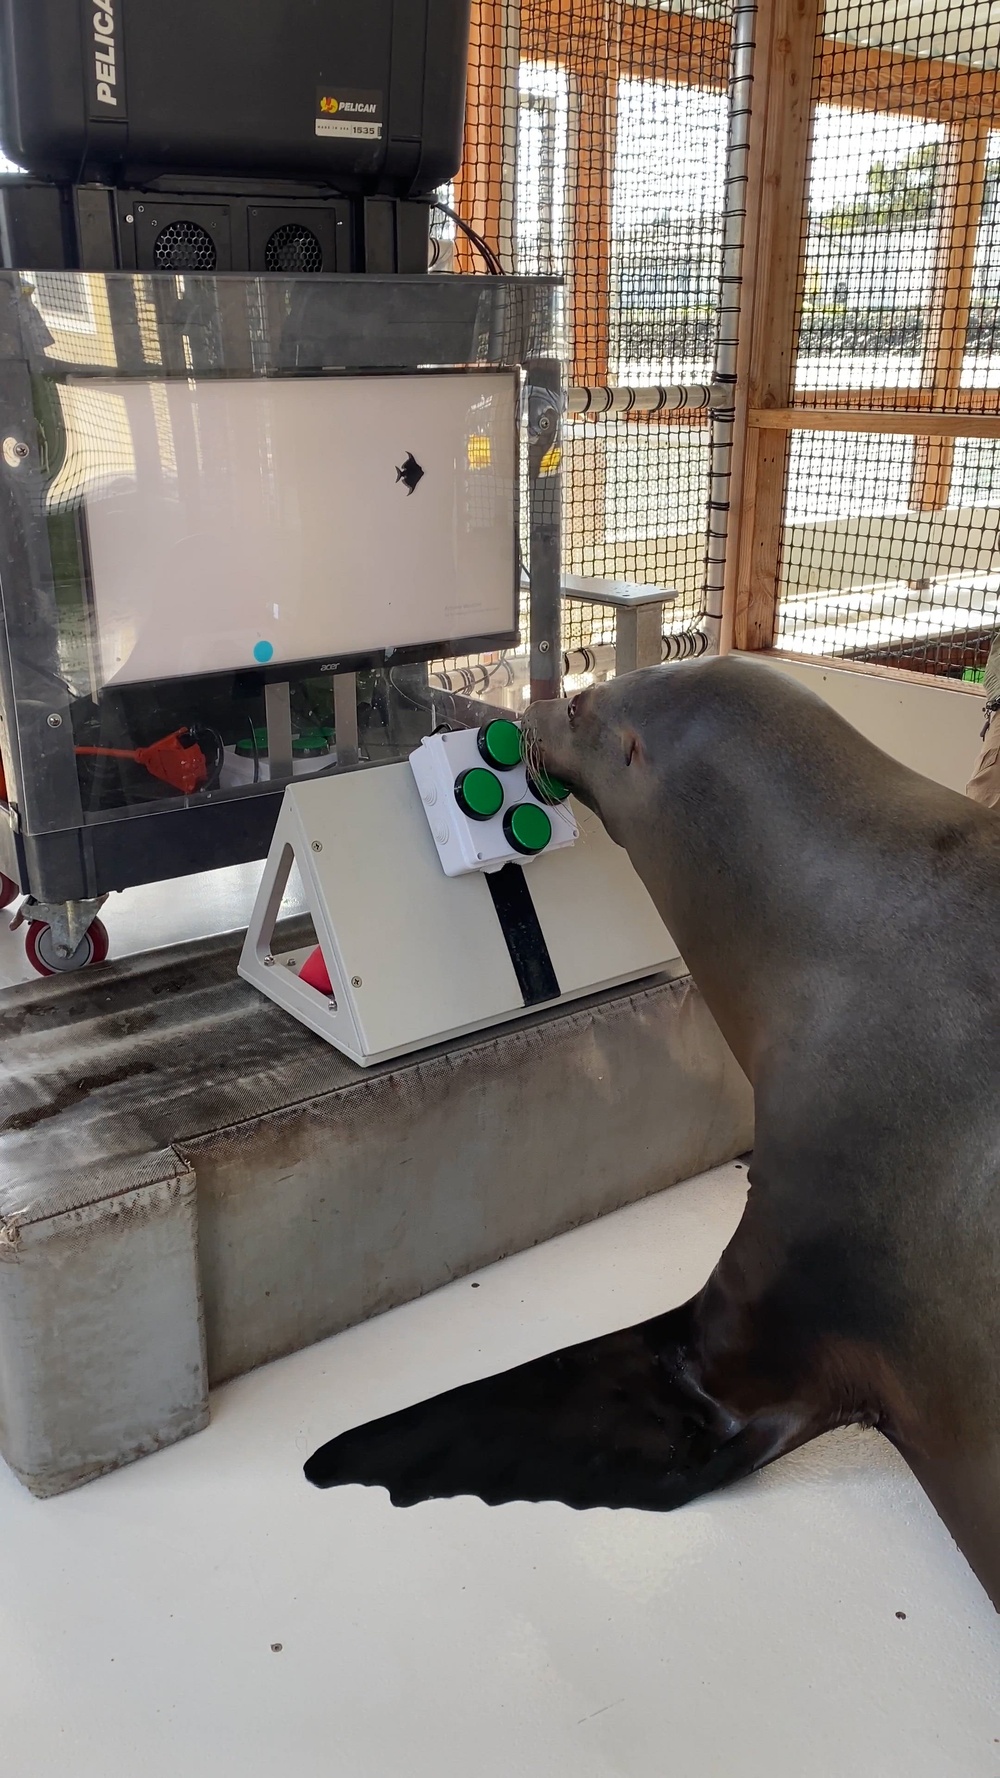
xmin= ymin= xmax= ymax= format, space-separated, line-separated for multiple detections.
xmin=520 ymin=724 xmax=578 ymax=831
xmin=520 ymin=726 xmax=545 ymax=786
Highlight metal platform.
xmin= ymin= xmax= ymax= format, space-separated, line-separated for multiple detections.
xmin=0 ymin=922 xmax=752 ymax=1495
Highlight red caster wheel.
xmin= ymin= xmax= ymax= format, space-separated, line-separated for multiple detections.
xmin=24 ymin=917 xmax=110 ymax=976
xmin=0 ymin=873 xmax=18 ymax=909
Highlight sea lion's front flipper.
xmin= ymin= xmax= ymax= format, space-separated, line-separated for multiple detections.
xmin=304 ymin=1285 xmax=824 ymax=1512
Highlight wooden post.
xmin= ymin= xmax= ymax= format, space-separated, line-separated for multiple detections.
xmin=453 ymin=0 xmax=519 ymax=273
xmin=568 ymin=5 xmax=621 ymax=387
xmin=727 ymin=0 xmax=823 ymax=652
xmin=720 ymin=0 xmax=776 ymax=653
xmin=910 ymin=118 xmax=991 ymax=511
xmin=559 ymin=5 xmax=621 ymax=583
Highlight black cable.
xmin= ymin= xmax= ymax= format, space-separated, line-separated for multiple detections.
xmin=423 ymin=199 xmax=505 ymax=276
xmin=388 ymin=666 xmax=433 ymax=711
xmin=187 ymin=724 xmax=225 ymax=791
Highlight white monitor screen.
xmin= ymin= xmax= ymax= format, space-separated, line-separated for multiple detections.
xmin=49 ymin=369 xmax=518 ymax=688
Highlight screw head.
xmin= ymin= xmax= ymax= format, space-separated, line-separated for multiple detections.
xmin=46 ymin=712 xmax=63 ymax=729
xmin=311 ymin=840 xmax=323 ymax=852
xmin=351 ymin=975 xmax=362 ymax=988
xmin=264 ymin=954 xmax=275 ymax=967
xmin=538 ymin=639 xmax=551 ymax=653
xmin=124 ymin=213 xmax=134 ymax=224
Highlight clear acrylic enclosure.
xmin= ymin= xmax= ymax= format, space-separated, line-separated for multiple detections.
xmin=0 ymin=270 xmax=558 ymax=897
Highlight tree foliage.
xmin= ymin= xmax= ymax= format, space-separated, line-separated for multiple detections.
xmin=821 ymin=141 xmax=940 ymax=233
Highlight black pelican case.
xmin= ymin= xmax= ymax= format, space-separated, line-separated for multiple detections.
xmin=0 ymin=0 xmax=471 ymax=194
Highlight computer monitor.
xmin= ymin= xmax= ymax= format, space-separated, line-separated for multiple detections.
xmin=50 ymin=366 xmax=518 ymax=689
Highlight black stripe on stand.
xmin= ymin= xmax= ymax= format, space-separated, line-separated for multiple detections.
xmin=485 ymin=863 xmax=561 ymax=1006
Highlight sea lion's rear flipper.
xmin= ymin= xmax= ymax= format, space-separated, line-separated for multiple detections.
xmin=303 ymin=1293 xmax=821 ymax=1512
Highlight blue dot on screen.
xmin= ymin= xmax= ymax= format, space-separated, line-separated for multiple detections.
xmin=253 ymin=640 xmax=274 ymax=664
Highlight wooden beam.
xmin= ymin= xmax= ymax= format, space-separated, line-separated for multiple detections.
xmin=751 ymin=406 xmax=1000 ymax=436
xmin=523 ymin=0 xmax=730 ymax=88
xmin=523 ymin=0 xmax=1000 ymax=116
xmin=910 ymin=119 xmax=991 ymax=510
xmin=816 ymin=36 xmax=1000 ymax=125
xmin=619 ymin=5 xmax=729 ymax=89
xmin=797 ymin=386 xmax=1000 ymax=413
xmin=453 ymin=0 xmax=517 ymax=273
xmin=566 ymin=5 xmax=621 ymax=388
xmin=764 ymin=647 xmax=983 ymax=691
xmin=522 ymin=0 xmax=1000 ymax=118
xmin=731 ymin=0 xmax=822 ymax=652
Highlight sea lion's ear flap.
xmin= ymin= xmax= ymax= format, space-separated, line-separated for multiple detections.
xmin=623 ymin=728 xmax=645 ymax=767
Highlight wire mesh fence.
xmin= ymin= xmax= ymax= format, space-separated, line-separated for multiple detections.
xmin=777 ymin=427 xmax=1000 ymax=671
xmin=777 ymin=0 xmax=1000 ymax=677
xmin=13 ymin=5 xmax=1000 ymax=688
xmin=440 ymin=0 xmax=734 ymax=682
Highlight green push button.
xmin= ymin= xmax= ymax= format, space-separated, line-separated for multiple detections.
xmin=235 ymin=725 xmax=268 ymax=758
xmin=455 ymin=766 xmax=504 ymax=821
xmin=504 ymin=801 xmax=552 ymax=855
xmin=294 ymin=730 xmax=333 ymax=758
xmin=477 ymin=719 xmax=523 ymax=771
xmin=526 ymin=768 xmax=571 ymax=806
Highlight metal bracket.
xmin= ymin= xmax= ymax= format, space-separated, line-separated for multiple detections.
xmin=333 ymin=673 xmax=359 ymax=769
xmin=10 ymin=895 xmax=109 ymax=957
xmin=562 ymin=576 xmax=680 ymax=674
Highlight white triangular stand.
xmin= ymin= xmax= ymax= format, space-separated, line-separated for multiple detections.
xmin=240 ymin=764 xmax=681 ymax=1067
xmin=238 ymin=783 xmax=366 ymax=1061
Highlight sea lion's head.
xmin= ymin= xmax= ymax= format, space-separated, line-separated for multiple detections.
xmin=524 ymin=665 xmax=675 ymax=848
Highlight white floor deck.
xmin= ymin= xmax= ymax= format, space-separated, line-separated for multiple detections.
xmin=0 ymin=872 xmax=997 ymax=1774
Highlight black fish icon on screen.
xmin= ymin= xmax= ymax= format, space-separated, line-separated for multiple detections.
xmin=395 ymin=452 xmax=424 ymax=495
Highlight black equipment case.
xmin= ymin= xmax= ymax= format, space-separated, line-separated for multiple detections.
xmin=0 ymin=0 xmax=470 ymax=193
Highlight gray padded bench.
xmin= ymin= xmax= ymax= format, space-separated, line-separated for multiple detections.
xmin=0 ymin=922 xmax=753 ymax=1496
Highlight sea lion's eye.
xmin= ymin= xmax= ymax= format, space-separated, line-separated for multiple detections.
xmin=567 ymin=694 xmax=583 ymax=727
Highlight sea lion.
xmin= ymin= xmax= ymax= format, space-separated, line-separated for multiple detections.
xmin=305 ymin=656 xmax=1000 ymax=1610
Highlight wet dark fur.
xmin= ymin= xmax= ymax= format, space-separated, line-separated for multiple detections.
xmin=306 ymin=658 xmax=1000 ymax=1610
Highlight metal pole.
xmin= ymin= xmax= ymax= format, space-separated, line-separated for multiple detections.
xmin=333 ymin=673 xmax=360 ymax=769
xmin=264 ymin=682 xmax=294 ymax=781
xmin=526 ymin=357 xmax=563 ymax=701
xmin=567 ymin=383 xmax=717 ymax=416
